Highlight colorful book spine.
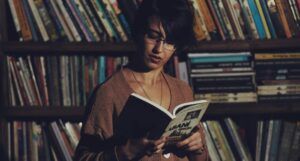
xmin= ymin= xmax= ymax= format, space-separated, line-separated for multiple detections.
xmin=254 ymin=0 xmax=271 ymax=39
xmin=247 ymin=0 xmax=266 ymax=39
xmin=259 ymin=0 xmax=277 ymax=38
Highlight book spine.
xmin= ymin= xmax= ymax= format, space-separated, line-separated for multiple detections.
xmin=277 ymin=121 xmax=297 ymax=161
xmin=282 ymin=0 xmax=300 ymax=36
xmin=8 ymin=57 xmax=24 ymax=106
xmin=247 ymin=0 xmax=266 ymax=39
xmin=33 ymin=0 xmax=59 ymax=41
xmin=222 ymin=0 xmax=244 ymax=40
xmin=65 ymin=0 xmax=93 ymax=42
xmin=259 ymin=0 xmax=277 ymax=38
xmin=21 ymin=0 xmax=39 ymax=41
xmin=102 ymin=0 xmax=128 ymax=41
xmin=254 ymin=0 xmax=272 ymax=39
xmin=207 ymin=0 xmax=227 ymax=40
xmin=229 ymin=0 xmax=247 ymax=39
xmin=74 ymin=0 xmax=101 ymax=41
xmin=91 ymin=0 xmax=119 ymax=41
xmin=48 ymin=0 xmax=74 ymax=41
xmin=81 ymin=0 xmax=107 ymax=41
xmin=190 ymin=0 xmax=209 ymax=41
xmin=199 ymin=0 xmax=218 ymax=39
xmin=44 ymin=0 xmax=67 ymax=40
xmin=8 ymin=0 xmax=21 ymax=38
xmin=108 ymin=0 xmax=132 ymax=36
xmin=218 ymin=0 xmax=236 ymax=40
xmin=274 ymin=0 xmax=293 ymax=38
xmin=239 ymin=0 xmax=260 ymax=39
xmin=27 ymin=0 xmax=49 ymax=41
xmin=13 ymin=0 xmax=33 ymax=41
xmin=55 ymin=0 xmax=82 ymax=41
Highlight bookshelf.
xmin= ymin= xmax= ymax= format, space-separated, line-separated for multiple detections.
xmin=2 ymin=102 xmax=300 ymax=121
xmin=1 ymin=0 xmax=300 ymax=161
xmin=2 ymin=38 xmax=300 ymax=54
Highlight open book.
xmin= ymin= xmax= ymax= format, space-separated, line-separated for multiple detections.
xmin=116 ymin=93 xmax=209 ymax=144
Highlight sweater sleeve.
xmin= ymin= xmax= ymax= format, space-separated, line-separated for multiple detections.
xmin=74 ymin=85 xmax=119 ymax=161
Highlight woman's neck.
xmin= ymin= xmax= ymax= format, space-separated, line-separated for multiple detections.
xmin=127 ymin=64 xmax=163 ymax=85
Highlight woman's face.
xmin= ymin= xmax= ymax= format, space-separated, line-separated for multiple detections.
xmin=137 ymin=16 xmax=176 ymax=71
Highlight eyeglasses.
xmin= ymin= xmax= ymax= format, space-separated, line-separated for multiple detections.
xmin=144 ymin=29 xmax=176 ymax=51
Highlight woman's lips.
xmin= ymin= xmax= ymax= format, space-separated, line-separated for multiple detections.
xmin=149 ymin=55 xmax=162 ymax=64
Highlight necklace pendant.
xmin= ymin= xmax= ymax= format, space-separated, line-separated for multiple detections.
xmin=163 ymin=153 xmax=170 ymax=158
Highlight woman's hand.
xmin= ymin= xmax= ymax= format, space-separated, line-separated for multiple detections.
xmin=176 ymin=127 xmax=205 ymax=154
xmin=117 ymin=136 xmax=167 ymax=160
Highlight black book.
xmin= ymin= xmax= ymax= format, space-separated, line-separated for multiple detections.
xmin=115 ymin=93 xmax=209 ymax=144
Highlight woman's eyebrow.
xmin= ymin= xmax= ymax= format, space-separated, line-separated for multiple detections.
xmin=148 ymin=28 xmax=164 ymax=37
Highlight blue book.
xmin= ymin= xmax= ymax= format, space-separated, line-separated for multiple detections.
xmin=247 ymin=0 xmax=266 ymax=39
xmin=259 ymin=0 xmax=277 ymax=39
xmin=190 ymin=55 xmax=250 ymax=63
xmin=99 ymin=56 xmax=106 ymax=84
xmin=268 ymin=120 xmax=282 ymax=161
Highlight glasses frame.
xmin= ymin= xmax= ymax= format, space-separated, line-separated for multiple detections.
xmin=144 ymin=29 xmax=176 ymax=52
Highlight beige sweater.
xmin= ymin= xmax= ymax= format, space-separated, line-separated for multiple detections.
xmin=74 ymin=69 xmax=208 ymax=161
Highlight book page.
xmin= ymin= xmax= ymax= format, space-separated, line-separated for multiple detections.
xmin=163 ymin=102 xmax=209 ymax=143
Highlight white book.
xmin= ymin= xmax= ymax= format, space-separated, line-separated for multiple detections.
xmin=28 ymin=0 xmax=50 ymax=41
xmin=8 ymin=0 xmax=20 ymax=33
xmin=8 ymin=57 xmax=24 ymax=105
xmin=49 ymin=0 xmax=74 ymax=41
xmin=27 ymin=56 xmax=43 ymax=105
xmin=55 ymin=0 xmax=82 ymax=41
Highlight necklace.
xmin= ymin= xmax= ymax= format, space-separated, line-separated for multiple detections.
xmin=131 ymin=70 xmax=163 ymax=106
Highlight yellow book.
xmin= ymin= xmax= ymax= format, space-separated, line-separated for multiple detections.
xmin=255 ymin=0 xmax=271 ymax=39
xmin=255 ymin=53 xmax=300 ymax=59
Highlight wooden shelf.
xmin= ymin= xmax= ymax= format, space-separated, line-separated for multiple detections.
xmin=2 ymin=102 xmax=300 ymax=121
xmin=1 ymin=106 xmax=85 ymax=121
xmin=2 ymin=38 xmax=300 ymax=54
xmin=1 ymin=41 xmax=136 ymax=55
xmin=190 ymin=38 xmax=300 ymax=52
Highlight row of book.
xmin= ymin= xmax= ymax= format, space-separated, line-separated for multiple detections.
xmin=192 ymin=0 xmax=300 ymax=40
xmin=204 ymin=118 xmax=253 ymax=161
xmin=190 ymin=0 xmax=300 ymax=41
xmin=255 ymin=120 xmax=300 ymax=161
xmin=7 ymin=0 xmax=137 ymax=42
xmin=3 ymin=118 xmax=299 ymax=161
xmin=3 ymin=121 xmax=81 ymax=161
xmin=7 ymin=55 xmax=128 ymax=106
xmin=205 ymin=119 xmax=300 ymax=161
xmin=8 ymin=0 xmax=300 ymax=42
xmin=185 ymin=52 xmax=300 ymax=103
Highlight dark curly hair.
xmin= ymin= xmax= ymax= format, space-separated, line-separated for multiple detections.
xmin=132 ymin=0 xmax=196 ymax=52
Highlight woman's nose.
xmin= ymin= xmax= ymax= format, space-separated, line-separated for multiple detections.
xmin=152 ymin=40 xmax=164 ymax=53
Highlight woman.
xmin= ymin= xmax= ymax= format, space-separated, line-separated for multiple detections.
xmin=74 ymin=0 xmax=208 ymax=160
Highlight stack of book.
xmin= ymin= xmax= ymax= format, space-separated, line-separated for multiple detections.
xmin=6 ymin=121 xmax=81 ymax=161
xmin=255 ymin=52 xmax=300 ymax=102
xmin=189 ymin=0 xmax=300 ymax=41
xmin=188 ymin=52 xmax=257 ymax=103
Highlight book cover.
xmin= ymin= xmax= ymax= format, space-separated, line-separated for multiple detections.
xmin=115 ymin=93 xmax=209 ymax=143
